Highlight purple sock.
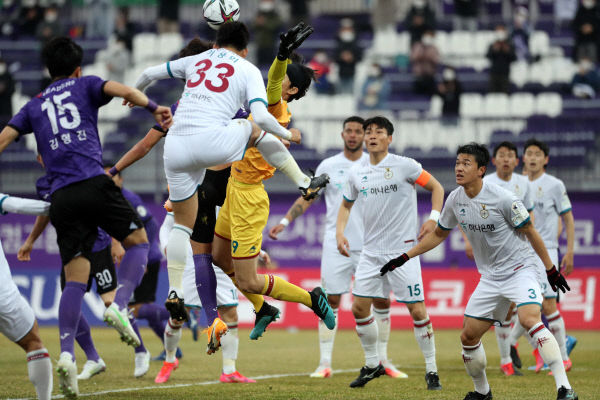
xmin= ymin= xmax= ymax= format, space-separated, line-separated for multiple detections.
xmin=75 ymin=313 xmax=100 ymax=362
xmin=194 ymin=254 xmax=219 ymax=323
xmin=130 ymin=317 xmax=147 ymax=354
xmin=59 ymin=281 xmax=87 ymax=359
xmin=113 ymin=243 xmax=149 ymax=308
xmin=137 ymin=303 xmax=169 ymax=341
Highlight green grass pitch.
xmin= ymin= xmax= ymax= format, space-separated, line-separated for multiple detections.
xmin=0 ymin=327 xmax=598 ymax=399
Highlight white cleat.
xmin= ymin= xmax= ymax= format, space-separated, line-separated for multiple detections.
xmin=309 ymin=365 xmax=332 ymax=378
xmin=134 ymin=351 xmax=151 ymax=378
xmin=383 ymin=362 xmax=408 ymax=379
xmin=77 ymin=358 xmax=106 ymax=380
xmin=103 ymin=304 xmax=141 ymax=348
xmin=57 ymin=352 xmax=79 ymax=398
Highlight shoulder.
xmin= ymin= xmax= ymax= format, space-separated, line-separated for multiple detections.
xmin=392 ymin=153 xmax=420 ymax=167
xmin=486 ymin=181 xmax=513 ymax=198
xmin=444 ymin=187 xmax=462 ymax=207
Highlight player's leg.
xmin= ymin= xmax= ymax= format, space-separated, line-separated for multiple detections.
xmin=372 ymin=297 xmax=405 ymax=378
xmin=75 ymin=313 xmax=106 ymax=380
xmin=155 ymin=317 xmax=182 ymax=384
xmin=218 ymin=305 xmax=256 ymax=383
xmin=15 ymin=321 xmax=52 ymax=400
xmin=543 ymin=296 xmax=570 ymax=365
xmin=461 ymin=316 xmax=493 ymax=399
xmin=495 ymin=303 xmax=521 ymax=375
xmin=311 ymin=294 xmax=339 ymax=378
xmin=349 ymin=295 xmax=385 ymax=387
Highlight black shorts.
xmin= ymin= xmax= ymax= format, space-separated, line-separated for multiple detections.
xmin=129 ymin=261 xmax=161 ymax=304
xmin=60 ymin=245 xmax=117 ymax=295
xmin=49 ymin=174 xmax=143 ymax=266
xmin=191 ymin=167 xmax=231 ymax=244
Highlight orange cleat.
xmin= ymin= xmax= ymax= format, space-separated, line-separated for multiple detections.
xmin=220 ymin=371 xmax=256 ymax=383
xmin=309 ymin=366 xmax=332 ymax=378
xmin=383 ymin=363 xmax=408 ymax=378
xmin=204 ymin=317 xmax=229 ymax=355
xmin=154 ymin=358 xmax=179 ymax=383
xmin=500 ymin=362 xmax=522 ymax=376
xmin=532 ymin=349 xmax=545 ymax=373
xmin=549 ymin=359 xmax=572 ymax=375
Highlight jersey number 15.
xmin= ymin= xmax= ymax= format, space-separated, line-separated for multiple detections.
xmin=186 ymin=59 xmax=235 ymax=93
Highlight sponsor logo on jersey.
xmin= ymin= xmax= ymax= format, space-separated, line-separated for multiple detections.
xmin=361 ymin=175 xmax=368 ymax=183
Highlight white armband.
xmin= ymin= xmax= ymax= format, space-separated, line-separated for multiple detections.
xmin=279 ymin=217 xmax=290 ymax=227
xmin=429 ymin=210 xmax=440 ymax=222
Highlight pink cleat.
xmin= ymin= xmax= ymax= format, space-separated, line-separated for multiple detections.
xmin=532 ymin=348 xmax=545 ymax=373
xmin=500 ymin=362 xmax=522 ymax=376
xmin=155 ymin=358 xmax=179 ymax=383
xmin=219 ymin=371 xmax=256 ymax=383
xmin=549 ymin=359 xmax=572 ymax=375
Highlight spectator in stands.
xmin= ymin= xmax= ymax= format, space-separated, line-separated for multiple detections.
xmin=571 ymin=56 xmax=600 ymax=98
xmin=286 ymin=0 xmax=311 ymax=26
xmin=359 ymin=63 xmax=391 ymax=110
xmin=437 ymin=67 xmax=462 ymax=118
xmin=486 ymin=24 xmax=516 ymax=93
xmin=115 ymin=7 xmax=135 ymax=52
xmin=334 ymin=18 xmax=362 ymax=94
xmin=405 ymin=0 xmax=436 ymax=47
xmin=308 ymin=50 xmax=334 ymax=94
xmin=105 ymin=36 xmax=130 ymax=84
xmin=85 ymin=0 xmax=115 ymax=39
xmin=572 ymin=0 xmax=600 ymax=63
xmin=157 ymin=0 xmax=179 ymax=34
xmin=555 ymin=0 xmax=578 ymax=33
xmin=36 ymin=5 xmax=62 ymax=44
xmin=0 ymin=57 xmax=15 ymax=121
xmin=19 ymin=0 xmax=44 ymax=36
xmin=410 ymin=29 xmax=440 ymax=96
xmin=453 ymin=0 xmax=479 ymax=32
xmin=253 ymin=0 xmax=283 ymax=67
xmin=0 ymin=0 xmax=20 ymax=38
xmin=510 ymin=6 xmax=532 ymax=62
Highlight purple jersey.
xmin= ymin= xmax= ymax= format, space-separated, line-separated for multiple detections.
xmin=9 ymin=76 xmax=112 ymax=194
xmin=121 ymin=188 xmax=162 ymax=263
xmin=36 ymin=175 xmax=111 ymax=252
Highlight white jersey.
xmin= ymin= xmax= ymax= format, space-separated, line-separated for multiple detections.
xmin=439 ymin=181 xmax=537 ymax=280
xmin=165 ymin=48 xmax=267 ymax=135
xmin=529 ymin=173 xmax=572 ymax=249
xmin=315 ymin=152 xmax=368 ymax=251
xmin=0 ymin=238 xmax=20 ymax=307
xmin=343 ymin=153 xmax=425 ymax=255
xmin=484 ymin=172 xmax=534 ymax=211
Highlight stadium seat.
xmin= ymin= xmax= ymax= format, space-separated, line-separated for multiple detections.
xmin=428 ymin=95 xmax=443 ymax=117
xmin=449 ymin=31 xmax=474 ymax=57
xmin=433 ymin=31 xmax=449 ymax=58
xmin=527 ymin=60 xmax=553 ymax=86
xmin=133 ymin=33 xmax=157 ymax=65
xmin=157 ymin=33 xmax=184 ymax=61
xmin=482 ymin=93 xmax=510 ymax=117
xmin=529 ymin=31 xmax=550 ymax=56
xmin=460 ymin=93 xmax=483 ymax=118
xmin=551 ymin=57 xmax=576 ymax=83
xmin=510 ymin=92 xmax=535 ymax=117
xmin=510 ymin=61 xmax=528 ymax=87
xmin=473 ymin=31 xmax=494 ymax=56
xmin=535 ymin=93 xmax=563 ymax=117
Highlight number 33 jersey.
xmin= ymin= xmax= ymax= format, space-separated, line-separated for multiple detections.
xmin=166 ymin=48 xmax=267 ymax=135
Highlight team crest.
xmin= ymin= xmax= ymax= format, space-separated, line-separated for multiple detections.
xmin=480 ymin=204 xmax=489 ymax=219
xmin=514 ymin=184 xmax=521 ymax=196
xmin=537 ymin=186 xmax=543 ymax=198
xmin=384 ymin=168 xmax=393 ymax=180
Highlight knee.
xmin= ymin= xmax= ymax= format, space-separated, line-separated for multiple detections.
xmin=407 ymin=302 xmax=427 ymax=321
xmin=236 ymin=277 xmax=263 ymax=294
xmin=460 ymin=330 xmax=480 ymax=346
xmin=328 ymin=295 xmax=341 ymax=310
xmin=542 ymin=300 xmax=556 ymax=316
xmin=351 ymin=302 xmax=369 ymax=319
xmin=123 ymin=228 xmax=149 ymax=247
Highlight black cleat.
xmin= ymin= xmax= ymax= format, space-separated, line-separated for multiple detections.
xmin=165 ymin=290 xmax=189 ymax=322
xmin=463 ymin=390 xmax=492 ymax=400
xmin=349 ymin=364 xmax=385 ymax=388
xmin=309 ymin=287 xmax=336 ymax=329
xmin=300 ymin=173 xmax=329 ymax=200
xmin=425 ymin=371 xmax=442 ymax=390
xmin=249 ymin=302 xmax=280 ymax=340
xmin=557 ymin=386 xmax=578 ymax=400
xmin=510 ymin=345 xmax=522 ymax=369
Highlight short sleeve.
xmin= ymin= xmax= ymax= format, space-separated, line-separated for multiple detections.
xmin=523 ymin=181 xmax=535 ymax=211
xmin=343 ymin=171 xmax=358 ymax=202
xmin=500 ymin=194 xmax=530 ymax=228
xmin=245 ymin=65 xmax=268 ymax=108
xmin=7 ymin=103 xmax=33 ymax=136
xmin=554 ymin=180 xmax=572 ymax=215
xmin=438 ymin=193 xmax=457 ymax=230
xmin=84 ymin=75 xmax=112 ymax=108
xmin=405 ymin=158 xmax=423 ymax=184
xmin=165 ymin=57 xmax=189 ymax=79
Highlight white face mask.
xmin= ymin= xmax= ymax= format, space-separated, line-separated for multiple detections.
xmin=495 ymin=30 xmax=507 ymax=41
xmin=580 ymin=60 xmax=593 ymax=71
xmin=45 ymin=12 xmax=58 ymax=23
xmin=339 ymin=31 xmax=355 ymax=42
xmin=314 ymin=53 xmax=327 ymax=64
xmin=443 ymin=68 xmax=455 ymax=81
xmin=0 ymin=63 xmax=6 ymax=75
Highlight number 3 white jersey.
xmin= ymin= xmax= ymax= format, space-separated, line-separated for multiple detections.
xmin=166 ymin=48 xmax=267 ymax=135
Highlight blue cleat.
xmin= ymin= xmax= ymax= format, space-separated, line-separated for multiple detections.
xmin=566 ymin=335 xmax=577 ymax=356
xmin=151 ymin=347 xmax=183 ymax=362
xmin=309 ymin=287 xmax=336 ymax=330
xmin=250 ymin=302 xmax=280 ymax=340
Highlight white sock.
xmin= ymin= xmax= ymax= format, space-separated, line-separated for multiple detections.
xmin=495 ymin=320 xmax=512 ymax=365
xmin=164 ymin=318 xmax=183 ymax=363
xmin=546 ymin=311 xmax=568 ymax=361
xmin=254 ymin=132 xmax=310 ymax=188
xmin=373 ymin=307 xmax=390 ymax=364
xmin=318 ymin=308 xmax=338 ymax=367
xmin=462 ymin=342 xmax=489 ymax=395
xmin=355 ymin=315 xmax=379 ymax=368
xmin=26 ymin=348 xmax=52 ymax=400
xmin=167 ymin=224 xmax=193 ymax=296
xmin=414 ymin=316 xmax=437 ymax=373
xmin=221 ymin=323 xmax=238 ymax=375
xmin=529 ymin=323 xmax=570 ymax=389
xmin=510 ymin=319 xmax=528 ymax=347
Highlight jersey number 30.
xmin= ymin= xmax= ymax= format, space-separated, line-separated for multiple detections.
xmin=186 ymin=59 xmax=234 ymax=93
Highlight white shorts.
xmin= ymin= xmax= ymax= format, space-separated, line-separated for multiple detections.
xmin=0 ymin=293 xmax=35 ymax=342
xmin=321 ymin=240 xmax=359 ymax=295
xmin=465 ymin=266 xmax=542 ymax=325
xmin=164 ymin=119 xmax=252 ymax=201
xmin=183 ymin=262 xmax=238 ymax=308
xmin=539 ymin=248 xmax=559 ymax=299
xmin=353 ymin=250 xmax=424 ymax=303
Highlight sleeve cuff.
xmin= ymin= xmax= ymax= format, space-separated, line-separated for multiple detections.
xmin=559 ymin=208 xmax=572 ymax=215
xmin=166 ymin=61 xmax=174 ymax=78
xmin=249 ymin=98 xmax=268 ymax=107
xmin=0 ymin=195 xmax=9 ymax=215
xmin=515 ymin=216 xmax=531 ymax=229
xmin=343 ymin=195 xmax=355 ymax=203
xmin=437 ymin=221 xmax=452 ymax=231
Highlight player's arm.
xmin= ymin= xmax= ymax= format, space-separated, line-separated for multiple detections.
xmin=0 ymin=126 xmax=19 ymax=154
xmin=110 ymin=128 xmax=164 ymax=176
xmin=0 ymin=194 xmax=50 ymax=216
xmin=268 ymin=195 xmax=315 ymax=239
xmin=266 ymin=58 xmax=288 ymax=105
xmin=135 ymin=62 xmax=183 ymax=92
xmin=416 ymin=171 xmax=444 ymax=240
xmin=336 ymin=198 xmax=354 ymax=257
xmin=249 ymin=101 xmax=299 ymax=143
xmin=560 ymin=210 xmax=575 ymax=276
xmin=18 ymin=215 xmax=50 ymax=261
xmin=111 ymin=238 xmax=125 ymax=265
xmin=459 ymin=226 xmax=475 ymax=260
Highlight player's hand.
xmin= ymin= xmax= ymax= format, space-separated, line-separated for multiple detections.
xmin=17 ymin=241 xmax=33 ymax=261
xmin=380 ymin=253 xmax=409 ymax=276
xmin=289 ymin=128 xmax=301 ymax=144
xmin=282 ymin=139 xmax=291 ymax=149
xmin=112 ymin=240 xmax=125 ymax=265
xmin=546 ymin=265 xmax=570 ymax=293
xmin=278 ymin=21 xmax=314 ymax=60
xmin=259 ymin=249 xmax=273 ymax=266
xmin=337 ymin=235 xmax=350 ymax=257
xmin=153 ymin=105 xmax=173 ymax=130
xmin=560 ymin=251 xmax=574 ymax=276
xmin=269 ymin=224 xmax=285 ymax=240
xmin=418 ymin=219 xmax=436 ymax=241
xmin=164 ymin=199 xmax=173 ymax=212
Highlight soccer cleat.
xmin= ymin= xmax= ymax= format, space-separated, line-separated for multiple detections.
xmin=349 ymin=364 xmax=385 ymax=388
xmin=204 ymin=317 xmax=228 ymax=355
xmin=250 ymin=302 xmax=280 ymax=340
xmin=463 ymin=390 xmax=492 ymax=400
xmin=532 ymin=348 xmax=547 ymax=373
xmin=510 ymin=344 xmax=522 ymax=369
xmin=383 ymin=362 xmax=408 ymax=378
xmin=309 ymin=366 xmax=332 ymax=378
xmin=309 ymin=287 xmax=336 ymax=330
xmin=500 ymin=362 xmax=523 ymax=376
xmin=300 ymin=173 xmax=329 ymax=201
xmin=151 ymin=347 xmax=183 ymax=361
xmin=566 ymin=335 xmax=577 ymax=356
xmin=57 ymin=352 xmax=79 ymax=399
xmin=134 ymin=351 xmax=150 ymax=378
xmin=154 ymin=358 xmax=179 ymax=383
xmin=103 ymin=304 xmax=141 ymax=347
xmin=557 ymin=386 xmax=578 ymax=400
xmin=425 ymin=371 xmax=442 ymax=390
xmin=77 ymin=358 xmax=106 ymax=380
xmin=165 ymin=290 xmax=189 ymax=322
xmin=549 ymin=359 xmax=572 ymax=375
xmin=219 ymin=371 xmax=256 ymax=383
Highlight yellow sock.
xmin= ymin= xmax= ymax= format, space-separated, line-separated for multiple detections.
xmin=228 ymin=273 xmax=264 ymax=312
xmin=261 ymin=274 xmax=311 ymax=307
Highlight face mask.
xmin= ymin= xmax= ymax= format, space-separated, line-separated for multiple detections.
xmin=45 ymin=12 xmax=58 ymax=23
xmin=0 ymin=64 xmax=6 ymax=75
xmin=514 ymin=15 xmax=526 ymax=25
xmin=422 ymin=35 xmax=434 ymax=45
xmin=339 ymin=31 xmax=355 ymax=42
xmin=314 ymin=53 xmax=327 ymax=64
xmin=580 ymin=60 xmax=593 ymax=71
xmin=495 ymin=30 xmax=507 ymax=41
xmin=443 ymin=68 xmax=455 ymax=81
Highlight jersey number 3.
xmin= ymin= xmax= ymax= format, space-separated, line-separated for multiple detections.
xmin=186 ymin=59 xmax=234 ymax=93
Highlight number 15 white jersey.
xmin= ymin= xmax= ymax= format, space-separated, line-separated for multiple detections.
xmin=166 ymin=48 xmax=268 ymax=135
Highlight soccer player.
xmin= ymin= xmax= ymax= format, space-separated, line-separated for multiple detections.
xmin=337 ymin=116 xmax=444 ymax=389
xmin=0 ymin=36 xmax=172 ymax=398
xmin=380 ymin=143 xmax=577 ymax=400
xmin=270 ymin=116 xmax=408 ymax=379
xmin=0 ymin=194 xmax=53 ymax=400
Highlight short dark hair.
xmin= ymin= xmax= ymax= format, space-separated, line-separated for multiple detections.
xmin=523 ymin=138 xmax=549 ymax=157
xmin=363 ymin=116 xmax=394 ymax=135
xmin=343 ymin=116 xmax=364 ymax=129
xmin=42 ymin=37 xmax=83 ymax=79
xmin=216 ymin=21 xmax=249 ymax=51
xmin=179 ymin=37 xmax=212 ymax=58
xmin=457 ymin=142 xmax=490 ymax=176
xmin=493 ymin=141 xmax=518 ymax=158
xmin=286 ymin=63 xmax=316 ymax=102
